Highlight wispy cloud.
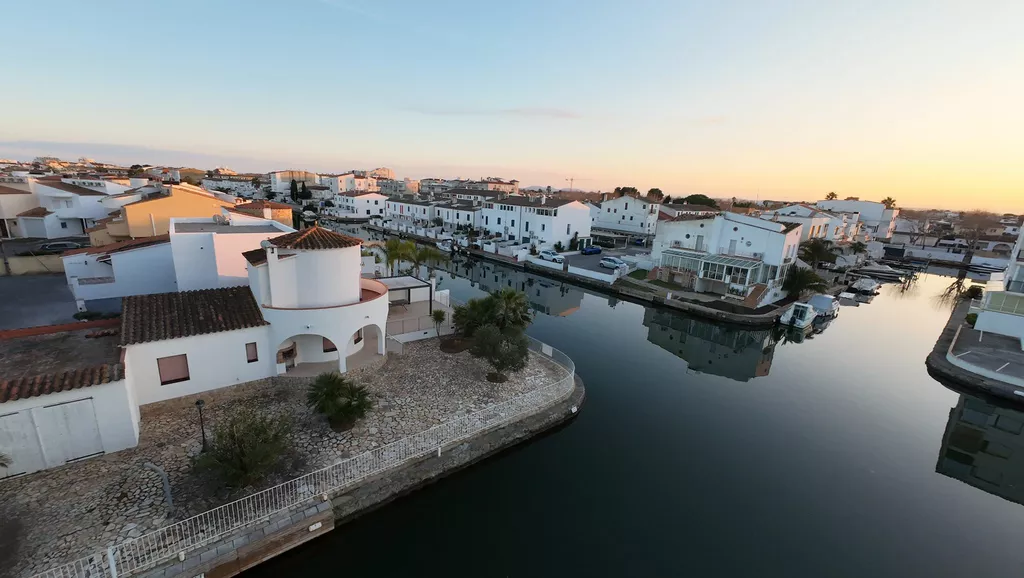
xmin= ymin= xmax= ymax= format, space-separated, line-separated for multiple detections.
xmin=408 ymin=106 xmax=582 ymax=120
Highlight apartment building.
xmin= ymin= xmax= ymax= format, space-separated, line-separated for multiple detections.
xmin=592 ymin=192 xmax=661 ymax=235
xmin=336 ymin=191 xmax=387 ymax=217
xmin=816 ymin=199 xmax=899 ymax=240
xmin=479 ymin=197 xmax=591 ymax=248
xmin=269 ymin=170 xmax=319 ymax=193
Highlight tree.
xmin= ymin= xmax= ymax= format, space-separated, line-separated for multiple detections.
xmin=432 ymin=309 xmax=447 ymax=340
xmin=250 ymin=176 xmax=261 ymax=189
xmin=489 ymin=288 xmax=533 ymax=332
xmin=193 ymin=409 xmax=292 ymax=489
xmin=289 ymin=179 xmax=299 ymax=202
xmin=663 ymin=195 xmax=673 ymax=204
xmin=265 ymin=191 xmax=278 ymax=200
xmin=323 ymin=199 xmax=335 ymax=207
xmin=798 ymin=238 xmax=837 ymax=269
xmin=568 ymin=232 xmax=579 ymax=251
xmin=431 ymin=216 xmax=444 ymax=227
xmin=648 ymin=188 xmax=664 ymax=198
xmin=206 ymin=170 xmax=214 ymax=178
xmin=470 ymin=324 xmax=530 ymax=382
xmin=850 ymin=241 xmax=867 ymax=254
xmin=299 ymin=182 xmax=312 ymax=200
xmin=614 ymin=186 xmax=639 ymax=197
xmin=783 ymin=268 xmax=828 ymax=297
xmin=825 ymin=192 xmax=838 ymax=200
xmin=411 ymin=245 xmax=448 ymax=275
xmin=681 ymin=194 xmax=718 ymax=208
xmin=881 ymin=197 xmax=896 ymax=209
xmin=307 ymin=373 xmax=373 ymax=431
xmin=384 ymin=238 xmax=415 ymax=275
xmin=453 ymin=297 xmax=493 ymax=337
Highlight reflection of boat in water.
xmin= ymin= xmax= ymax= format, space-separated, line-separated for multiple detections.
xmin=643 ymin=309 xmax=776 ymax=382
xmin=936 ymin=392 xmax=1024 ymax=506
xmin=807 ymin=294 xmax=840 ymax=318
xmin=850 ymin=262 xmax=908 ymax=281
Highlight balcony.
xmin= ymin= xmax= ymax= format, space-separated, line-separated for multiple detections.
xmin=718 ymin=246 xmax=765 ymax=261
xmin=1007 ymin=279 xmax=1024 ymax=294
xmin=669 ymin=240 xmax=707 ymax=252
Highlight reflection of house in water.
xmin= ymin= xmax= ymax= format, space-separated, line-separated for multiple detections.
xmin=444 ymin=259 xmax=585 ymax=317
xmin=642 ymin=308 xmax=775 ymax=382
xmin=937 ymin=394 xmax=1024 ymax=505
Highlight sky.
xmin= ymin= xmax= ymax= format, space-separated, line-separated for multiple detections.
xmin=1 ymin=0 xmax=1022 ymax=212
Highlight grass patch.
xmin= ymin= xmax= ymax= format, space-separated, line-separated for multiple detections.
xmin=628 ymin=268 xmax=650 ymax=280
xmin=649 ymin=279 xmax=686 ymax=291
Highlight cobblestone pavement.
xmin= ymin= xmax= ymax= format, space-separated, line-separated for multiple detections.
xmin=1 ymin=340 xmax=566 ymax=577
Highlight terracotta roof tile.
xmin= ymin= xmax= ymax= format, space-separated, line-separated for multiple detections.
xmin=63 ymin=235 xmax=170 ymax=257
xmin=121 ymin=286 xmax=268 ymax=345
xmin=36 ymin=180 xmax=109 ymax=196
xmin=17 ymin=207 xmax=52 ymax=217
xmin=267 ymin=226 xmax=362 ymax=250
xmin=235 ymin=200 xmax=294 ymax=210
xmin=242 ymin=248 xmax=267 ymax=266
xmin=0 ymin=363 xmax=124 ymax=404
xmin=0 ymin=184 xmax=30 ymax=195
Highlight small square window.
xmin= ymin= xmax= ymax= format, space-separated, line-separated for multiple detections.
xmin=60 ymin=222 xmax=68 ymax=229
xmin=157 ymin=354 xmax=190 ymax=385
xmin=246 ymin=342 xmax=258 ymax=363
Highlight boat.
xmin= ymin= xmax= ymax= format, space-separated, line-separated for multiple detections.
xmin=850 ymin=262 xmax=908 ymax=281
xmin=436 ymin=240 xmax=453 ymax=252
xmin=807 ymin=294 xmax=840 ymax=318
xmin=849 ymin=277 xmax=881 ymax=294
xmin=779 ymin=302 xmax=817 ymax=331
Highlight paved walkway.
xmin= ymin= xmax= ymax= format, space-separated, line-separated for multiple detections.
xmin=2 ymin=341 xmax=564 ymax=577
xmin=951 ymin=326 xmax=1024 ymax=382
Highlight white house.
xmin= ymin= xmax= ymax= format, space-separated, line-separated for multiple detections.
xmin=816 ymin=199 xmax=899 ymax=240
xmin=447 ymin=188 xmax=504 ymax=204
xmin=61 ymin=210 xmax=294 ymax=310
xmin=974 ymin=227 xmax=1024 ymax=342
xmin=759 ymin=204 xmax=833 ymax=243
xmin=651 ymin=212 xmax=803 ymax=307
xmin=0 ymin=176 xmax=37 ymax=238
xmin=2 ymin=226 xmax=458 ymax=477
xmin=335 ymin=191 xmax=388 ymax=217
xmin=269 ymin=170 xmax=319 ymax=194
xmin=466 ymin=178 xmax=519 ymax=195
xmin=201 ymin=177 xmax=261 ymax=197
xmin=592 ymin=193 xmax=660 ymax=236
xmin=659 ymin=203 xmax=720 ymax=220
xmin=435 ymin=202 xmax=482 ymax=229
xmin=320 ymin=173 xmax=378 ymax=194
xmin=385 ymin=199 xmax=435 ymax=223
xmin=480 ymin=197 xmax=591 ymax=248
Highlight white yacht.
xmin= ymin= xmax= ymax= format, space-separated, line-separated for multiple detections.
xmin=779 ymin=302 xmax=817 ymax=331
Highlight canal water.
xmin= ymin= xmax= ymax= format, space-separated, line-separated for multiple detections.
xmin=247 ymin=254 xmax=1024 ymax=577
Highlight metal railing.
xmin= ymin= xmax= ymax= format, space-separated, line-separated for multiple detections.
xmin=34 ymin=337 xmax=574 ymax=578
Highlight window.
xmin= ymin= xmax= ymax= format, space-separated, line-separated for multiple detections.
xmin=630 ymin=216 xmax=634 ymax=221
xmin=366 ymin=209 xmax=371 ymax=215
xmin=541 ymin=224 xmax=546 ymax=231
xmin=246 ymin=342 xmax=258 ymax=363
xmin=60 ymin=222 xmax=68 ymax=229
xmin=497 ymin=218 xmax=502 ymax=225
xmin=607 ymin=208 xmax=611 ymax=213
xmin=624 ymin=203 xmax=629 ymax=210
xmin=525 ymin=222 xmax=529 ymax=231
xmin=323 ymin=337 xmax=337 ymax=352
xmin=64 ymin=200 xmax=73 ymax=208
xmin=157 ymin=354 xmax=190 ymax=385
xmin=566 ymin=224 xmax=571 ymax=235
xmin=511 ymin=220 xmax=515 ymax=227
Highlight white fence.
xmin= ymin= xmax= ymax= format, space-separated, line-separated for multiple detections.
xmin=33 ymin=338 xmax=575 ymax=578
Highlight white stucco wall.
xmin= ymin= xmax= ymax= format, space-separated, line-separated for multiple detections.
xmin=125 ymin=326 xmax=277 ymax=406
xmin=975 ymin=310 xmax=1024 ymax=342
xmin=268 ymin=247 xmax=361 ymax=308
xmin=0 ymin=380 xmax=138 ymax=475
xmin=65 ymin=243 xmax=177 ymax=302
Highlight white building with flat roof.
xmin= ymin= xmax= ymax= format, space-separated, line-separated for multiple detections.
xmin=480 ymin=197 xmax=591 ymax=248
xmin=592 ymin=192 xmax=660 ymax=236
xmin=816 ymin=199 xmax=898 ymax=240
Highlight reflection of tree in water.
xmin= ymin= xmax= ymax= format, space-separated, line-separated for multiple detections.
xmin=889 ymin=274 xmax=920 ymax=300
xmin=934 ymin=270 xmax=969 ymax=310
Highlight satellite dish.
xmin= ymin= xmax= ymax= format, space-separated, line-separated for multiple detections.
xmin=260 ymin=239 xmax=273 ymax=249
xmin=212 ymin=214 xmax=228 ymax=225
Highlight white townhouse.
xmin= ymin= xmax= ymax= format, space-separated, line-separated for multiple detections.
xmin=973 ymin=227 xmax=1024 ymax=341
xmin=12 ymin=175 xmax=134 ymax=238
xmin=447 ymin=188 xmax=504 ymax=204
xmin=592 ymin=193 xmax=660 ymax=236
xmin=480 ymin=197 xmax=591 ymax=248
xmin=467 ymin=178 xmax=519 ymax=195
xmin=385 ymin=198 xmax=435 ymax=223
xmin=435 ymin=202 xmax=482 ymax=229
xmin=651 ymin=212 xmax=803 ymax=307
xmin=269 ymin=170 xmax=319 ymax=193
xmin=61 ymin=210 xmax=294 ymax=310
xmin=659 ymin=203 xmax=720 ymax=220
xmin=201 ymin=176 xmax=261 ymax=197
xmin=321 ymin=173 xmax=379 ymax=194
xmin=0 ymin=174 xmax=37 ymax=238
xmin=816 ymin=199 xmax=899 ymax=240
xmin=759 ymin=204 xmax=833 ymax=243
xmin=335 ymin=191 xmax=388 ymax=217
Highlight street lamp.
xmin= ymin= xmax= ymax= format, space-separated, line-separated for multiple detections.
xmin=195 ymin=399 xmax=208 ymax=452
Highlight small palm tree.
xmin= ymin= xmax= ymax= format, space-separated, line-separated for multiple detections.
xmin=432 ymin=309 xmax=447 ymax=340
xmin=383 ymin=238 xmax=414 ymax=275
xmin=307 ymin=373 xmax=373 ymax=432
xmin=881 ymin=197 xmax=896 ymax=209
xmin=783 ymin=268 xmax=829 ymax=297
xmin=850 ymin=241 xmax=867 ymax=254
xmin=489 ymin=288 xmax=533 ymax=332
xmin=799 ymin=238 xmax=837 ymax=269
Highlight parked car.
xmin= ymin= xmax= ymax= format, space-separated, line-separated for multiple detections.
xmin=30 ymin=241 xmax=83 ymax=255
xmin=599 ymin=256 xmax=627 ymax=269
xmin=580 ymin=245 xmax=602 ymax=255
xmin=538 ymin=249 xmax=564 ymax=264
xmin=634 ymin=238 xmax=647 ymax=246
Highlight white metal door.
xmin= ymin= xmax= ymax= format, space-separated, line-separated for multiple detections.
xmin=0 ymin=411 xmax=45 ymax=478
xmin=33 ymin=399 xmax=104 ymax=466
xmin=729 ymin=239 xmax=738 ymax=255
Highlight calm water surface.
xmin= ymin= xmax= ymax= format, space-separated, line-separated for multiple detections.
xmin=248 ymin=259 xmax=1024 ymax=577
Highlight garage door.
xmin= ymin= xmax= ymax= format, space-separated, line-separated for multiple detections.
xmin=33 ymin=399 xmax=104 ymax=465
xmin=0 ymin=411 xmax=45 ymax=478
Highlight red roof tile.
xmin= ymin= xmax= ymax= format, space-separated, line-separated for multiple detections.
xmin=0 ymin=184 xmax=30 ymax=195
xmin=17 ymin=207 xmax=52 ymax=218
xmin=63 ymin=235 xmax=170 ymax=257
xmin=235 ymin=200 xmax=294 ymax=210
xmin=120 ymin=286 xmax=268 ymax=345
xmin=36 ymin=180 xmax=109 ymax=196
xmin=267 ymin=226 xmax=362 ymax=250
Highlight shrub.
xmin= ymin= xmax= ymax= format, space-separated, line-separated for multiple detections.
xmin=568 ymin=232 xmax=579 ymax=251
xmin=962 ymin=286 xmax=984 ymax=300
xmin=966 ymin=313 xmax=978 ymax=327
xmin=432 ymin=309 xmax=447 ymax=339
xmin=529 ymin=244 xmax=538 ymax=256
xmin=194 ymin=409 xmax=292 ymax=489
xmin=307 ymin=372 xmax=373 ymax=431
xmin=470 ymin=324 xmax=530 ymax=382
xmin=554 ymin=241 xmax=564 ymax=252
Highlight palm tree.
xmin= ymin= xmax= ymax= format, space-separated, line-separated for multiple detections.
xmin=825 ymin=192 xmax=838 ymax=200
xmin=798 ymin=238 xmax=837 ymax=269
xmin=489 ymin=288 xmax=533 ymax=332
xmin=411 ymin=246 xmax=448 ymax=277
xmin=383 ymin=238 xmax=414 ymax=275
xmin=307 ymin=372 xmax=373 ymax=431
xmin=850 ymin=241 xmax=867 ymax=254
xmin=881 ymin=197 xmax=896 ymax=209
xmin=783 ymin=268 xmax=829 ymax=297
xmin=432 ymin=309 xmax=447 ymax=340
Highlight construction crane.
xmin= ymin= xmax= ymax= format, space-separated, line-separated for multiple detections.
xmin=565 ymin=177 xmax=591 ymax=192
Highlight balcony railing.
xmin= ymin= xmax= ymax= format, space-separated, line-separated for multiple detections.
xmin=1006 ymin=279 xmax=1024 ymax=294
xmin=717 ymin=246 xmax=764 ymax=260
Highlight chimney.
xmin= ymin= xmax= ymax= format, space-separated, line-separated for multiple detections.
xmin=540 ymin=196 xmax=546 ymax=205
xmin=602 ymin=192 xmax=610 ymax=202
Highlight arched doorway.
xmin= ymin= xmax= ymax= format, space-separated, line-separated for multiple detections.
xmin=276 ymin=333 xmax=342 ymax=377
xmin=344 ymin=324 xmax=386 ymax=372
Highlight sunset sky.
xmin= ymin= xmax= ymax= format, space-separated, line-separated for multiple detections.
xmin=1 ymin=0 xmax=1021 ymax=211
